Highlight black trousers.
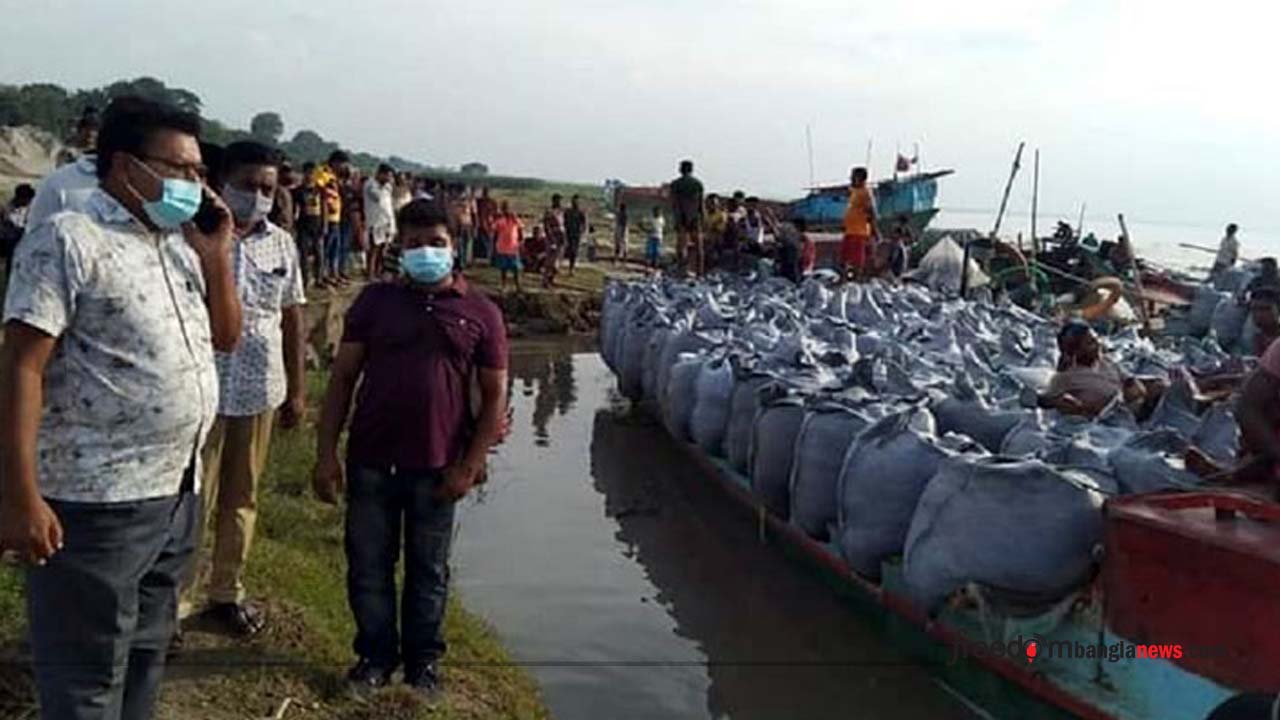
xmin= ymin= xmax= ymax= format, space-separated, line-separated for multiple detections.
xmin=345 ymin=465 xmax=456 ymax=673
xmin=27 ymin=491 xmax=199 ymax=720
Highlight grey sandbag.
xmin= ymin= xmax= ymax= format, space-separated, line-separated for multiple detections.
xmin=1193 ymin=403 xmax=1239 ymax=465
xmin=1210 ymin=298 xmax=1249 ymax=352
xmin=789 ymin=403 xmax=873 ymax=541
xmin=725 ymin=375 xmax=777 ymax=473
xmin=750 ymin=398 xmax=808 ymax=519
xmin=690 ymin=356 xmax=736 ymax=457
xmin=621 ymin=303 xmax=664 ymax=401
xmin=642 ymin=326 xmax=674 ymax=405
xmin=1189 ymin=287 xmax=1228 ymax=337
xmin=837 ymin=408 xmax=957 ymax=578
xmin=1107 ymin=430 xmax=1201 ymax=494
xmin=902 ymin=456 xmax=1107 ymax=614
xmin=1142 ymin=370 xmax=1200 ymax=437
xmin=930 ymin=397 xmax=1027 ymax=452
xmin=664 ymin=354 xmax=704 ymax=442
xmin=656 ymin=330 xmax=713 ymax=414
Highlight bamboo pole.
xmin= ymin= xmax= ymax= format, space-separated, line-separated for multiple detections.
xmin=1031 ymin=149 xmax=1040 ymax=257
xmin=1076 ymin=203 xmax=1087 ymax=239
xmin=1118 ymin=213 xmax=1150 ymax=330
xmin=991 ymin=142 xmax=1025 ymax=239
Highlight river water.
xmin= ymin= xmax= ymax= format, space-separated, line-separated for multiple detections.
xmin=451 ymin=341 xmax=978 ymax=720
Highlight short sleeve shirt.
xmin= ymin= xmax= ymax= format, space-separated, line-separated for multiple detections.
xmin=844 ymin=186 xmax=875 ymax=237
xmin=3 ymin=190 xmax=219 ymax=502
xmin=216 ymin=221 xmax=306 ymax=417
xmin=342 ymin=276 xmax=508 ymax=472
xmin=670 ymin=175 xmax=704 ymax=223
xmin=26 ymin=156 xmax=99 ymax=231
xmin=494 ymin=216 xmax=523 ymax=256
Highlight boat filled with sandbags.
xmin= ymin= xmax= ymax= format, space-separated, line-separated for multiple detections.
xmin=600 ymin=270 xmax=1275 ymax=720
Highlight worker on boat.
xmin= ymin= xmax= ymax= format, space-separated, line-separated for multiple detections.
xmin=1210 ymin=223 xmax=1240 ymax=280
xmin=1190 ymin=332 xmax=1280 ymax=487
xmin=1242 ymin=257 xmax=1280 ymax=299
xmin=1248 ymin=287 xmax=1280 ymax=357
xmin=1037 ymin=321 xmax=1164 ymax=419
xmin=841 ymin=166 xmax=878 ymax=283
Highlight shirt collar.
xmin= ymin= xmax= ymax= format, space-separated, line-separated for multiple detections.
xmin=408 ymin=273 xmax=467 ymax=298
xmin=76 ymin=155 xmax=97 ymax=175
xmin=86 ymin=188 xmax=148 ymax=229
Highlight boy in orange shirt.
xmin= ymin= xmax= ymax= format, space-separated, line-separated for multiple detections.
xmin=841 ymin=166 xmax=878 ymax=283
xmin=492 ymin=201 xmax=524 ymax=292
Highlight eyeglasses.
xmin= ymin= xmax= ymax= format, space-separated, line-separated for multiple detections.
xmin=138 ymin=154 xmax=207 ymax=181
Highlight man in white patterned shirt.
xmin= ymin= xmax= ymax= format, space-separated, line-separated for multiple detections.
xmin=179 ymin=141 xmax=306 ymax=638
xmin=0 ymin=98 xmax=241 ymax=720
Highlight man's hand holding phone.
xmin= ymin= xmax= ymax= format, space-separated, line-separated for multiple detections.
xmin=183 ymin=186 xmax=234 ymax=268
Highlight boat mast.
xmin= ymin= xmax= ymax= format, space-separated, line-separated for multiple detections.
xmin=806 ymin=124 xmax=815 ymax=190
xmin=1031 ymin=148 xmax=1040 ymax=256
xmin=991 ymin=141 xmax=1025 ymax=239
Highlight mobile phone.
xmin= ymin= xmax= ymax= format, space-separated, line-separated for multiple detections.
xmin=193 ymin=191 xmax=225 ymax=234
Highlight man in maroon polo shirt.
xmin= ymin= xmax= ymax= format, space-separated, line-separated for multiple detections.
xmin=311 ymin=199 xmax=508 ymax=699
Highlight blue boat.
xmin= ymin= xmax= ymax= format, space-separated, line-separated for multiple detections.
xmin=786 ymin=169 xmax=954 ymax=236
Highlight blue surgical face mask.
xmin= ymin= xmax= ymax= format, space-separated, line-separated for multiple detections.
xmin=132 ymin=157 xmax=202 ymax=229
xmin=402 ymin=245 xmax=454 ymax=284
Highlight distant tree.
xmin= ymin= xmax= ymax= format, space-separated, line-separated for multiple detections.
xmin=280 ymin=129 xmax=340 ymax=164
xmin=250 ymin=112 xmax=284 ymax=144
xmin=460 ymin=162 xmax=489 ymax=177
xmin=14 ymin=83 xmax=73 ymax=136
xmin=103 ymin=77 xmax=202 ymax=115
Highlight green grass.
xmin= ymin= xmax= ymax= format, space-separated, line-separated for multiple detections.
xmin=0 ymin=372 xmax=549 ymax=720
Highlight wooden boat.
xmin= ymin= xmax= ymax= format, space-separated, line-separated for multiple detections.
xmin=665 ymin=441 xmax=1277 ymax=720
xmin=786 ymin=170 xmax=954 ymax=237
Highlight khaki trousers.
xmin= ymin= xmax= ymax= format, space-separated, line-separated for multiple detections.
xmin=180 ymin=411 xmax=275 ymax=614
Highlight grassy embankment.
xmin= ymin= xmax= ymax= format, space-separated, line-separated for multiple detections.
xmin=0 ymin=373 xmax=550 ymax=720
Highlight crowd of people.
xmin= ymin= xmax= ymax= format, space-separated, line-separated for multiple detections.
xmin=610 ymin=160 xmax=913 ymax=284
xmin=0 ymin=96 xmax=509 ymax=719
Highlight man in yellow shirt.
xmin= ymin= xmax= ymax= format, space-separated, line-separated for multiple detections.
xmin=841 ymin=166 xmax=878 ymax=282
xmin=312 ymin=151 xmax=350 ymax=286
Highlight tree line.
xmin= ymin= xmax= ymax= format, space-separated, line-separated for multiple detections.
xmin=0 ymin=76 xmax=510 ymax=183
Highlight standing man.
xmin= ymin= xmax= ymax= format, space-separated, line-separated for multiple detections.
xmin=179 ymin=141 xmax=306 ymax=636
xmin=314 ymin=151 xmax=349 ymax=287
xmin=294 ymin=161 xmax=326 ymax=289
xmin=474 ymin=186 xmax=498 ymax=262
xmin=669 ymin=160 xmax=705 ymax=277
xmin=1212 ymin=223 xmax=1241 ymax=281
xmin=842 ymin=166 xmax=878 ymax=283
xmin=564 ymin=194 xmax=588 ymax=276
xmin=312 ymin=199 xmax=508 ymax=698
xmin=492 ymin=200 xmax=524 ymax=292
xmin=364 ymin=164 xmax=397 ymax=279
xmin=270 ymin=160 xmax=297 ymax=239
xmin=0 ymin=97 xmax=241 ymax=720
xmin=613 ymin=201 xmax=629 ymax=263
xmin=542 ymin=193 xmax=567 ymax=287
xmin=55 ymin=108 xmax=99 ymax=167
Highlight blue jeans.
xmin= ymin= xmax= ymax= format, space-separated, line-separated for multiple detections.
xmin=28 ymin=491 xmax=199 ymax=720
xmin=322 ymin=225 xmax=341 ymax=278
xmin=345 ymin=465 xmax=456 ymax=672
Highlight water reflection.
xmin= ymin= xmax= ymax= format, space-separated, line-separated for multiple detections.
xmin=455 ymin=346 xmax=973 ymax=720
xmin=587 ymin=406 xmax=974 ymax=720
xmin=509 ymin=342 xmax=579 ymax=447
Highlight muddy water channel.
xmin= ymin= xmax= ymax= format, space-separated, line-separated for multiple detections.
xmin=452 ymin=340 xmax=977 ymax=720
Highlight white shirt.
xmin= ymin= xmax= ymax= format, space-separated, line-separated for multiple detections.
xmin=216 ymin=221 xmax=307 ymax=417
xmin=363 ymin=177 xmax=396 ymax=231
xmin=3 ymin=189 xmax=219 ymax=502
xmin=1215 ymin=233 xmax=1239 ymax=269
xmin=650 ymin=215 xmax=665 ymax=239
xmin=26 ymin=155 xmax=99 ymax=231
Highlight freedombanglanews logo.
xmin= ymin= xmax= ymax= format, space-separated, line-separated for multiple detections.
xmin=947 ymin=634 xmax=1229 ymax=666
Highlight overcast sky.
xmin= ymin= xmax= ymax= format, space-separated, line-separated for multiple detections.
xmin=3 ymin=0 xmax=1278 ymax=233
